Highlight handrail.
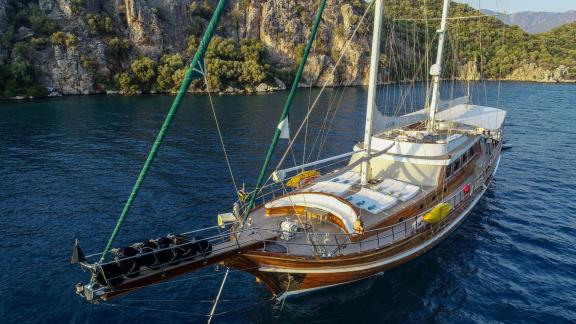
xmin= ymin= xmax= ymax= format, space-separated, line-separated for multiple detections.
xmin=90 ymin=145 xmax=501 ymax=267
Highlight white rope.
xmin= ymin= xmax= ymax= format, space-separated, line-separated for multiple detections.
xmin=273 ymin=1 xmax=374 ymax=172
xmin=200 ymin=64 xmax=239 ymax=193
xmin=207 ymin=268 xmax=229 ymax=324
xmin=306 ymin=6 xmax=375 ymax=163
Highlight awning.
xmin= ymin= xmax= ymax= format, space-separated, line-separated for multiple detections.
xmin=373 ymin=96 xmax=470 ymax=134
xmin=372 ymin=96 xmax=506 ymax=133
xmin=437 ymin=104 xmax=507 ymax=131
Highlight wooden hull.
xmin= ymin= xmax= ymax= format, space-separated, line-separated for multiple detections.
xmin=225 ymin=156 xmax=500 ymax=298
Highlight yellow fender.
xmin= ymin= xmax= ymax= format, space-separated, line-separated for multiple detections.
xmin=423 ymin=202 xmax=453 ymax=223
xmin=286 ymin=170 xmax=320 ymax=188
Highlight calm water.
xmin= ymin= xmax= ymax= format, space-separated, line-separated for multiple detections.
xmin=0 ymin=82 xmax=575 ymax=323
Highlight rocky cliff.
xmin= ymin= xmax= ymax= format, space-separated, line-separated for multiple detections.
xmin=0 ymin=0 xmax=575 ymax=98
xmin=0 ymin=0 xmax=376 ymax=96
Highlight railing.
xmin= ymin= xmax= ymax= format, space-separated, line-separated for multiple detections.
xmin=234 ymin=141 xmax=501 ymax=258
xmin=87 ymin=137 xmax=502 ymax=286
xmin=235 ymin=155 xmax=352 ymax=212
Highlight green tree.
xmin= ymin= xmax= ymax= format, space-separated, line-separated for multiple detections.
xmin=155 ymin=53 xmax=184 ymax=92
xmin=206 ymin=37 xmax=239 ymax=60
xmin=115 ymin=72 xmax=139 ymax=95
xmin=131 ymin=56 xmax=156 ymax=90
xmin=49 ymin=31 xmax=67 ymax=46
xmin=186 ymin=36 xmax=199 ymax=58
xmin=107 ymin=37 xmax=131 ymax=60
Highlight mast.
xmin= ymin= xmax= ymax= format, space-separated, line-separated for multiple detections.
xmin=427 ymin=0 xmax=451 ymax=132
xmin=361 ymin=0 xmax=384 ymax=186
xmin=98 ymin=0 xmax=230 ymax=262
xmin=241 ymin=0 xmax=327 ymax=223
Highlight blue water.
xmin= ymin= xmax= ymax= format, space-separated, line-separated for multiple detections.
xmin=0 ymin=82 xmax=575 ymax=323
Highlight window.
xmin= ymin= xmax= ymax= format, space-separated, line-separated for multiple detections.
xmin=445 ymin=165 xmax=452 ymax=178
xmin=454 ymin=159 xmax=461 ymax=172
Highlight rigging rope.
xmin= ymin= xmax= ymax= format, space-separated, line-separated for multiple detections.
xmin=241 ymin=0 xmax=328 ymax=223
xmin=99 ymin=0 xmax=230 ymax=262
xmin=207 ymin=268 xmax=229 ymax=324
xmin=273 ymin=2 xmax=374 ymax=173
xmin=306 ymin=6 xmax=375 ymax=163
xmin=201 ymin=64 xmax=239 ymax=194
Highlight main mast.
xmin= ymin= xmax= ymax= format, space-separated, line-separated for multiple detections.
xmin=361 ymin=0 xmax=384 ymax=186
xmin=427 ymin=0 xmax=451 ymax=132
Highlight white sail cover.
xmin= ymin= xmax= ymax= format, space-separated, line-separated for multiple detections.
xmin=373 ymin=96 xmax=470 ymax=134
xmin=372 ymin=96 xmax=506 ymax=133
xmin=436 ymin=104 xmax=506 ymax=131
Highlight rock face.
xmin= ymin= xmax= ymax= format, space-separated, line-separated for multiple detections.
xmin=123 ymin=0 xmax=165 ymax=58
xmin=506 ymin=63 xmax=570 ymax=83
xmin=3 ymin=0 xmax=573 ymax=96
xmin=25 ymin=0 xmax=375 ymax=95
xmin=458 ymin=61 xmax=481 ymax=81
xmin=227 ymin=0 xmax=370 ymax=87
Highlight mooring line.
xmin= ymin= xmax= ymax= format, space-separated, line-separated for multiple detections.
xmin=207 ymin=268 xmax=230 ymax=323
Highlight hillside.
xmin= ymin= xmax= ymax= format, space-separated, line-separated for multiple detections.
xmin=0 ymin=0 xmax=575 ymax=98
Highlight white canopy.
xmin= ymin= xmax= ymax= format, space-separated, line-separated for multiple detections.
xmin=373 ymin=96 xmax=471 ymax=134
xmin=437 ymin=104 xmax=507 ymax=131
xmin=265 ymin=193 xmax=359 ymax=233
xmin=372 ymin=96 xmax=506 ymax=133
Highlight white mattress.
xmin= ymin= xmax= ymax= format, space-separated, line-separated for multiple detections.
xmin=346 ymin=188 xmax=398 ymax=214
xmin=306 ymin=171 xmax=360 ymax=196
xmin=307 ymin=181 xmax=352 ymax=196
xmin=375 ymin=178 xmax=420 ymax=201
xmin=330 ymin=171 xmax=361 ymax=185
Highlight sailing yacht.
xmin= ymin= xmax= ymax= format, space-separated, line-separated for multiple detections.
xmin=72 ymin=0 xmax=506 ymax=303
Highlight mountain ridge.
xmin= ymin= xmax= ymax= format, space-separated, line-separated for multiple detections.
xmin=481 ymin=9 xmax=576 ymax=34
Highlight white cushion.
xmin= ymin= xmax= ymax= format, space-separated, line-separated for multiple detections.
xmin=307 ymin=181 xmax=352 ymax=196
xmin=346 ymin=188 xmax=398 ymax=214
xmin=375 ymin=178 xmax=420 ymax=202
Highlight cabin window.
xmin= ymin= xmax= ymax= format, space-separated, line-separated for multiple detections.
xmin=445 ymin=165 xmax=452 ymax=178
xmin=462 ymin=153 xmax=468 ymax=164
xmin=454 ymin=159 xmax=461 ymax=172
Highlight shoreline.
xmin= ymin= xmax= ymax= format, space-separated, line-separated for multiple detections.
xmin=3 ymin=79 xmax=575 ymax=101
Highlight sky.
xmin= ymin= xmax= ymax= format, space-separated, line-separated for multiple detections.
xmin=455 ymin=0 xmax=576 ymax=14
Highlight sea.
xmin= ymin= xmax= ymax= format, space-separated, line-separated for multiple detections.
xmin=0 ymin=82 xmax=575 ymax=323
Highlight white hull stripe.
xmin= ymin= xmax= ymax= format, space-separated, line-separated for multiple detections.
xmin=260 ymin=156 xmax=500 ymax=274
